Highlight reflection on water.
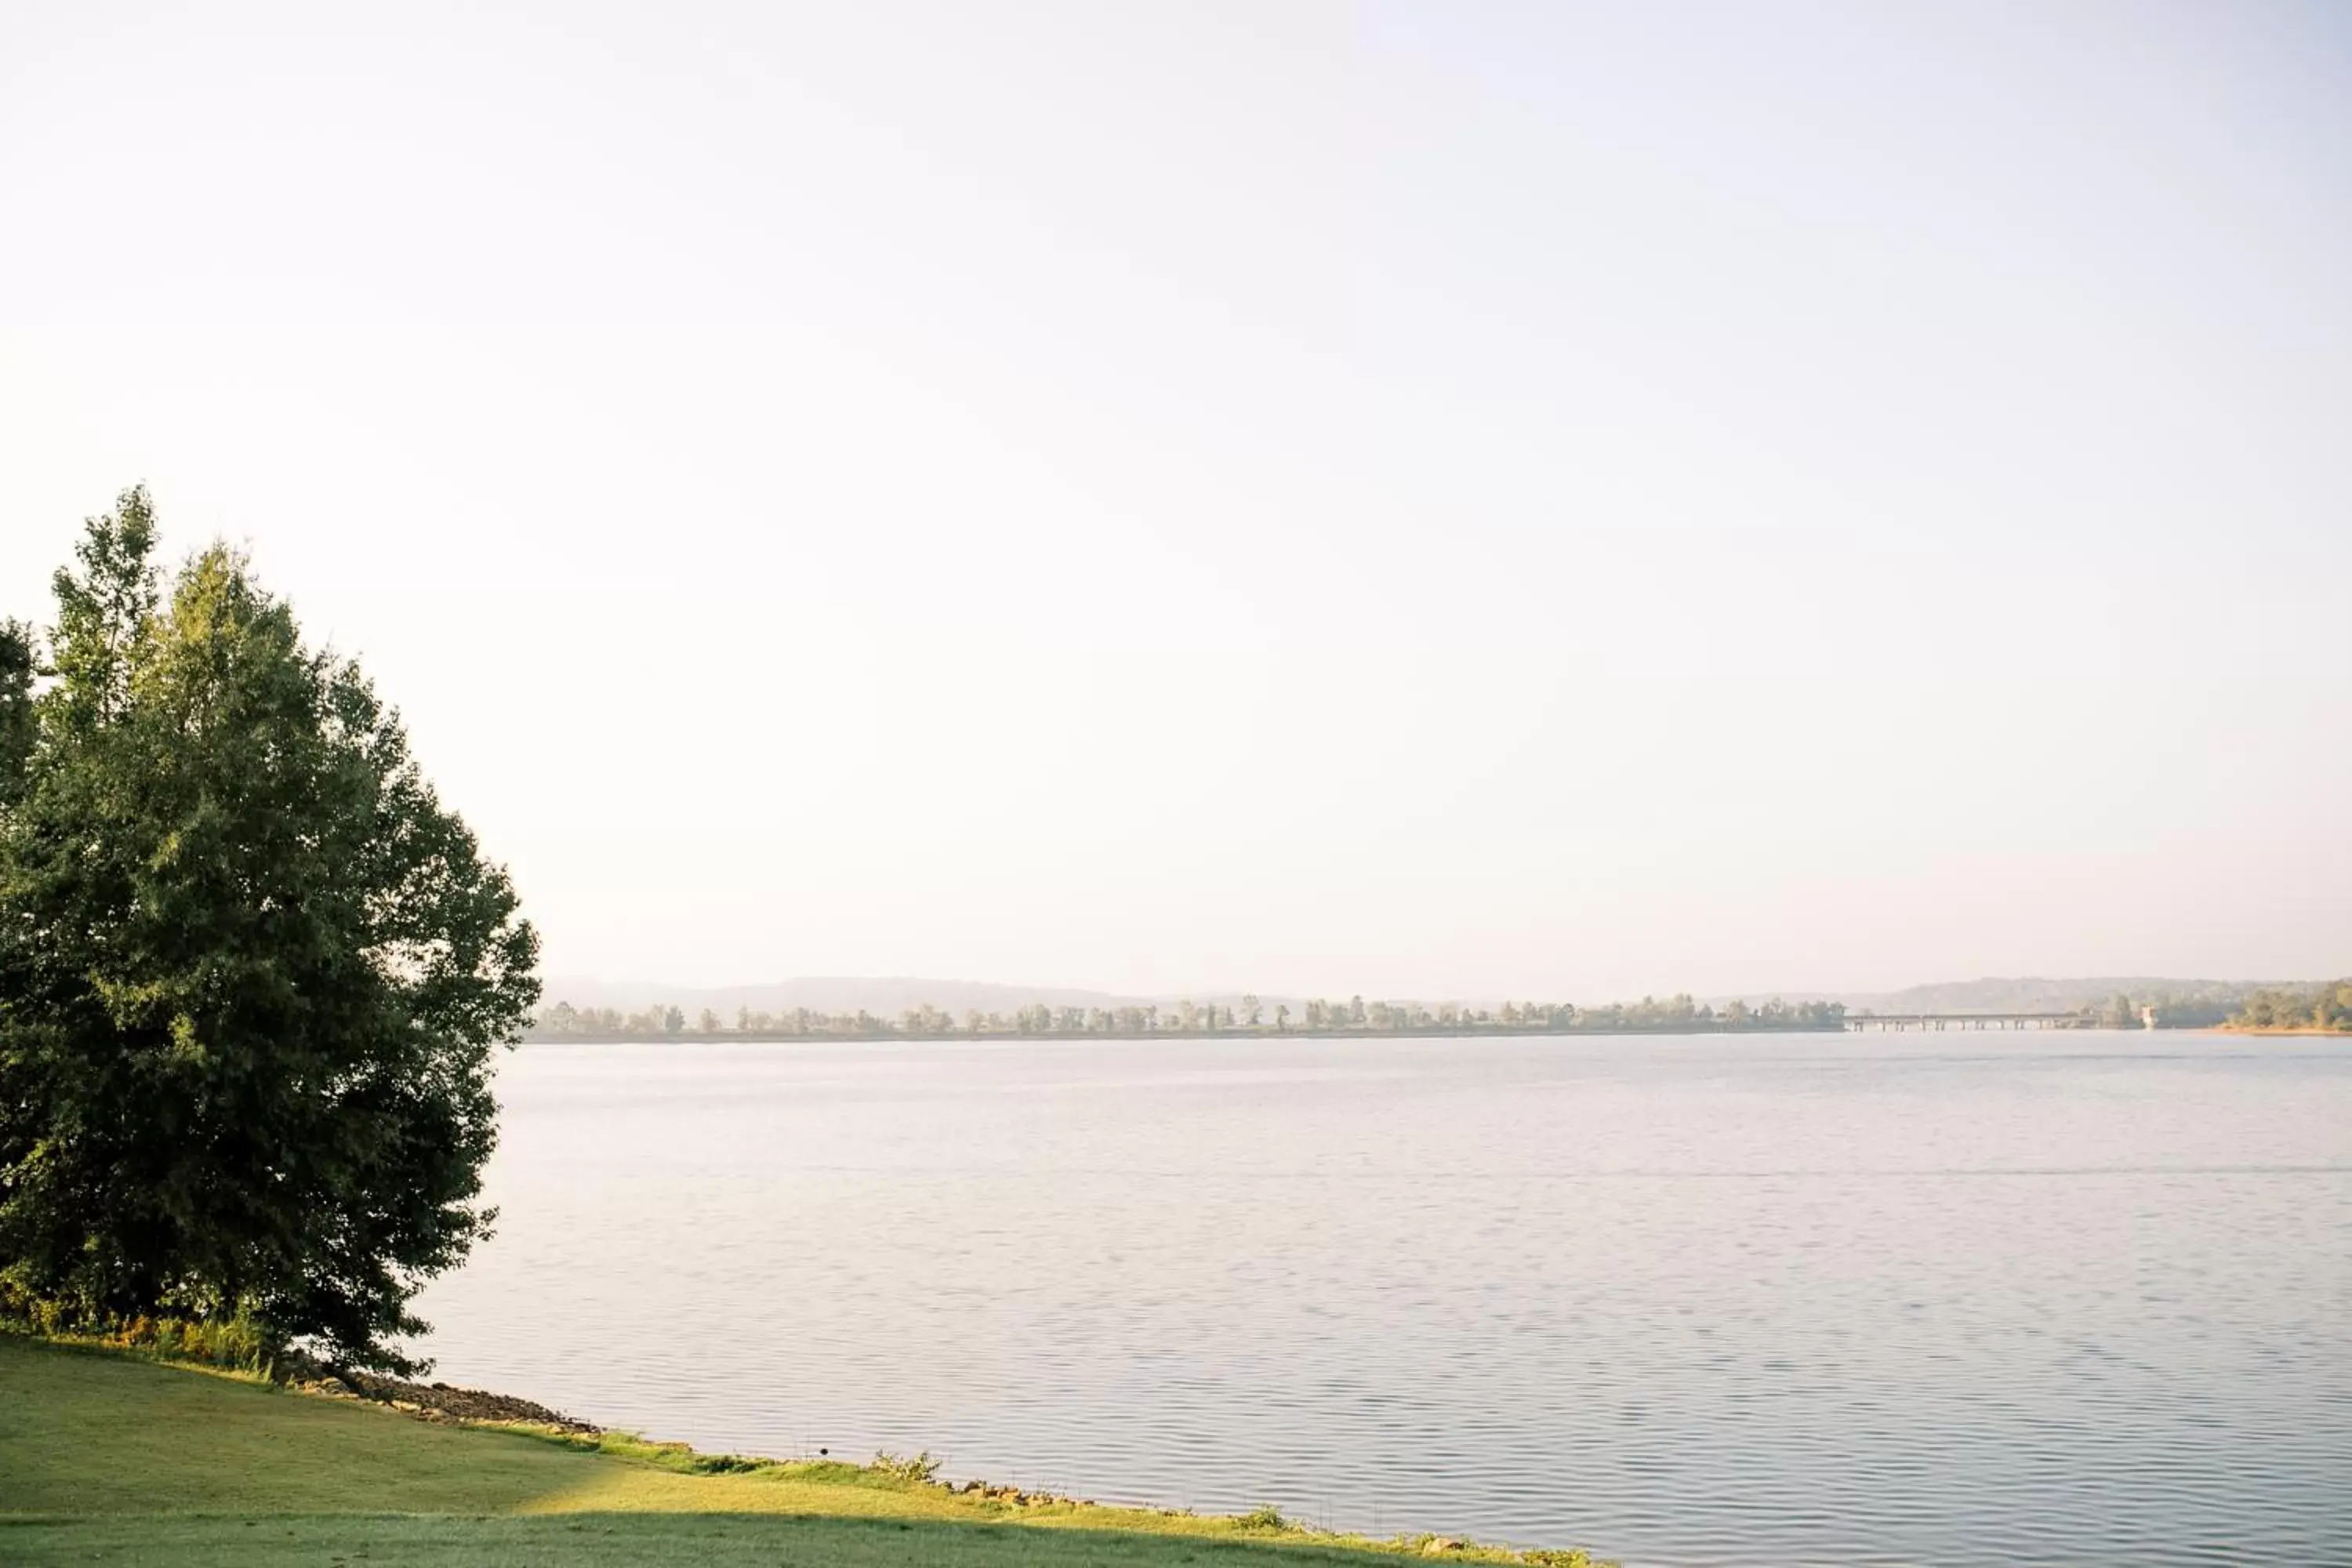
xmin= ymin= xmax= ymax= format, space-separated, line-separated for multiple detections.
xmin=409 ymin=1032 xmax=2352 ymax=1566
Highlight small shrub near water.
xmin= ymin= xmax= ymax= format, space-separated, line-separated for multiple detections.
xmin=870 ymin=1449 xmax=942 ymax=1484
xmin=1236 ymin=1503 xmax=1291 ymax=1531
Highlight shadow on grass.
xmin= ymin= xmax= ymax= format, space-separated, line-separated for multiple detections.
xmin=2 ymin=1512 xmax=1436 ymax=1567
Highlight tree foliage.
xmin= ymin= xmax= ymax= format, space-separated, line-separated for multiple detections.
xmin=0 ymin=488 xmax=539 ymax=1370
xmin=2229 ymin=982 xmax=2352 ymax=1033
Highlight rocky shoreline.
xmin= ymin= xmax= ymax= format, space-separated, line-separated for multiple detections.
xmin=275 ymin=1358 xmax=1109 ymax=1509
xmin=281 ymin=1351 xmax=601 ymax=1434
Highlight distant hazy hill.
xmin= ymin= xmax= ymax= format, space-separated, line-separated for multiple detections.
xmin=539 ymin=975 xmax=1145 ymax=1015
xmin=1844 ymin=976 xmax=2276 ymax=1013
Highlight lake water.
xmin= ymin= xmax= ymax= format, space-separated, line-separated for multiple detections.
xmin=408 ymin=1032 xmax=2352 ymax=1566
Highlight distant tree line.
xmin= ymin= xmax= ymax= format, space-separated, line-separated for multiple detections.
xmin=2227 ymin=981 xmax=2352 ymax=1033
xmin=2080 ymin=990 xmax=2235 ymax=1029
xmin=528 ymin=993 xmax=1850 ymax=1041
xmin=2038 ymin=985 xmax=2338 ymax=1031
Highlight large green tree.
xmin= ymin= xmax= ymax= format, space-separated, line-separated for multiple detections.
xmin=0 ymin=488 xmax=538 ymax=1370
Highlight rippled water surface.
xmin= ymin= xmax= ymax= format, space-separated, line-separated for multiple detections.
xmin=410 ymin=1032 xmax=2352 ymax=1566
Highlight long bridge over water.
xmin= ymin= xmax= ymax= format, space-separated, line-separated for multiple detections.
xmin=1845 ymin=1011 xmax=2090 ymax=1031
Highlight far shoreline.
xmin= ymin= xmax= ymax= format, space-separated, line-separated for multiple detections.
xmin=521 ymin=1022 xmax=1864 ymax=1045
xmin=515 ymin=1020 xmax=2275 ymax=1046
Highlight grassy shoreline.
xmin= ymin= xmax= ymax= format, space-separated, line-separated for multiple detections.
xmin=1 ymin=1334 xmax=1609 ymax=1566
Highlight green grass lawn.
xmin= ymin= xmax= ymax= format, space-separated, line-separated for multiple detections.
xmin=0 ymin=1336 xmax=1599 ymax=1566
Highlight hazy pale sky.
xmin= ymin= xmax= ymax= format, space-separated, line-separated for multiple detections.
xmin=3 ymin=2 xmax=2347 ymax=999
